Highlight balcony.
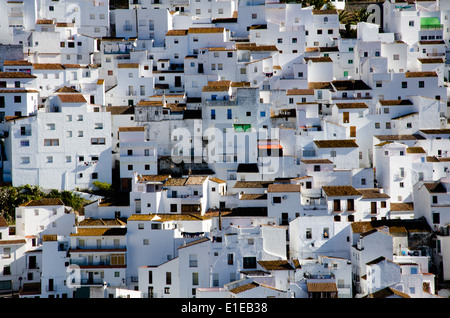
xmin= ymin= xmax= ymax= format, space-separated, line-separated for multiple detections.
xmin=205 ymin=99 xmax=237 ymax=107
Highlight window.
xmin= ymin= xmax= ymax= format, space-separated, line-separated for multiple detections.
xmin=402 ymin=82 xmax=407 ymax=89
xmin=273 ymin=196 xmax=281 ymax=204
xmin=306 ymin=228 xmax=312 ymax=239
xmin=227 ymin=254 xmax=234 ymax=265
xmin=166 ymin=272 xmax=172 ymax=285
xmin=170 ymin=204 xmax=177 ymax=212
xmin=433 ymin=212 xmax=440 ymax=224
xmin=20 ymin=140 xmax=29 ymax=147
xmin=14 ymin=96 xmax=21 ymax=103
xmin=347 ymin=199 xmax=354 ymax=211
xmin=211 ymin=109 xmax=216 ymax=120
xmin=192 ymin=272 xmax=199 ymax=285
xmin=252 ymin=13 xmax=257 ymax=19
xmin=91 ymin=138 xmax=106 ymax=145
xmin=419 ymin=81 xmax=425 ymax=88
xmin=44 ymin=139 xmax=59 ymax=146
xmin=189 ymin=254 xmax=198 ymax=267
xmin=243 ymin=257 xmax=256 ymax=269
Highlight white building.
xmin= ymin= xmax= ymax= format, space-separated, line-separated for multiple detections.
xmin=2 ymin=93 xmax=112 ymax=190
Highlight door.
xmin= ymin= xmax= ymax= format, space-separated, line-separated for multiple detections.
xmin=198 ymin=63 xmax=204 ymax=74
xmin=174 ymin=76 xmax=181 ymax=87
xmin=343 ymin=112 xmax=349 ymax=123
xmin=88 ymin=272 xmax=94 ymax=284
xmin=29 ymin=256 xmax=37 ymax=269
xmin=350 ymin=126 xmax=356 ymax=137
xmin=371 ymin=202 xmax=377 ymax=214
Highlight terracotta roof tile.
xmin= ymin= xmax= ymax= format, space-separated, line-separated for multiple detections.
xmin=267 ymin=184 xmax=301 ymax=193
xmin=188 ymin=27 xmax=224 ymax=33
xmin=307 ymin=281 xmax=338 ymax=292
xmin=0 ymin=71 xmax=36 ymax=78
xmin=404 ymin=71 xmax=437 ymax=78
xmin=335 ymin=103 xmax=368 ymax=109
xmin=258 ymin=260 xmax=294 ymax=271
xmin=322 ymin=185 xmax=361 ymax=197
xmin=33 ymin=63 xmax=64 ymax=70
xmin=229 ymin=282 xmax=260 ymax=294
xmin=23 ymin=198 xmax=64 ymax=206
xmin=58 ymin=94 xmax=87 ymax=103
xmin=314 ymin=139 xmax=358 ymax=148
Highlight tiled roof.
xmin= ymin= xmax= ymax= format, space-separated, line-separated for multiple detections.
xmin=164 ymin=178 xmax=188 ymax=186
xmin=58 ymin=94 xmax=87 ymax=103
xmin=304 ymin=57 xmax=333 ymax=63
xmin=129 ymin=213 xmax=210 ymax=223
xmin=209 ymin=177 xmax=226 ymax=184
xmin=322 ymin=185 xmax=361 ymax=197
xmin=166 ymin=29 xmax=188 ymax=36
xmin=71 ymin=228 xmax=127 ymax=236
xmin=188 ymin=27 xmax=224 ymax=33
xmin=335 ymin=102 xmax=368 ymax=109
xmin=364 ymin=287 xmax=411 ymax=298
xmin=178 ymin=237 xmax=210 ymax=249
xmin=33 ymin=63 xmax=65 ymax=70
xmin=379 ymin=99 xmax=413 ymax=106
xmin=117 ymin=63 xmax=139 ymax=68
xmin=286 ymin=89 xmax=315 ymax=95
xmin=314 ymin=139 xmax=358 ymax=148
xmin=301 ymin=159 xmax=333 ymax=164
xmin=235 ymin=43 xmax=278 ymax=51
xmin=357 ymin=188 xmax=390 ymax=199
xmin=420 ymin=129 xmax=450 ymax=134
xmin=308 ymin=82 xmax=332 ymax=90
xmin=0 ymin=71 xmax=36 ymax=78
xmin=307 ymin=281 xmax=338 ymax=292
xmin=229 ymin=282 xmax=260 ymax=294
xmin=78 ymin=218 xmax=127 ymax=227
xmin=3 ymin=60 xmax=32 ymax=66
xmin=54 ymin=86 xmax=79 ymax=93
xmin=312 ymin=9 xmax=338 ymax=15
xmin=258 ymin=260 xmax=294 ymax=271
xmin=136 ymin=100 xmax=164 ymax=106
xmin=118 ymin=127 xmax=145 ymax=132
xmin=418 ymin=58 xmax=444 ymax=64
xmin=137 ymin=175 xmax=171 ymax=182
xmin=331 ymin=80 xmax=372 ymax=91
xmin=267 ymin=184 xmax=301 ymax=193
xmin=351 ymin=219 xmax=431 ymax=234
xmin=185 ymin=176 xmax=208 ymax=185
xmin=390 ymin=202 xmax=414 ymax=211
xmin=406 ymin=147 xmax=425 ymax=154
xmin=423 ymin=182 xmax=447 ymax=193
xmin=23 ymin=198 xmax=64 ymax=206
xmin=0 ymin=239 xmax=27 ymax=245
xmin=240 ymin=193 xmax=267 ymax=200
xmin=404 ymin=71 xmax=437 ymax=78
xmin=233 ymin=181 xmax=272 ymax=188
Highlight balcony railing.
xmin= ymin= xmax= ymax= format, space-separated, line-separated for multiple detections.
xmin=420 ymin=24 xmax=443 ymax=30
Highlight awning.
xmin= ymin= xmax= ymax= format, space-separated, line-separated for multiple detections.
xmin=257 ymin=144 xmax=283 ymax=150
